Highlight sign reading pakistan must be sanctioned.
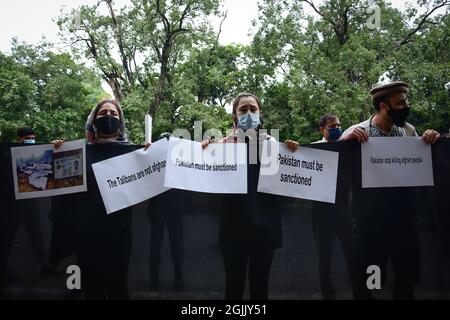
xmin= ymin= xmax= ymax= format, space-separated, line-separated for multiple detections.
xmin=164 ymin=137 xmax=248 ymax=194
xmin=258 ymin=141 xmax=339 ymax=204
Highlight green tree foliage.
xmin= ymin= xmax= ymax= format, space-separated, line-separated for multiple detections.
xmin=250 ymin=0 xmax=449 ymax=143
xmin=0 ymin=52 xmax=38 ymax=142
xmin=1 ymin=0 xmax=448 ymax=144
xmin=0 ymin=41 xmax=106 ymax=142
xmin=57 ymin=0 xmax=224 ymax=142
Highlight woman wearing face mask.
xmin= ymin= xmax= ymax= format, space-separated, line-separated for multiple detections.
xmin=84 ymin=100 xmax=129 ymax=144
xmin=203 ymin=93 xmax=287 ymax=300
xmin=51 ymin=99 xmax=135 ymax=300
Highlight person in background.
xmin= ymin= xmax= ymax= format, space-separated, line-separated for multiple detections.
xmin=312 ymin=114 xmax=357 ymax=299
xmin=0 ymin=127 xmax=60 ymax=288
xmin=147 ymin=132 xmax=185 ymax=291
xmin=283 ymin=114 xmax=358 ymax=299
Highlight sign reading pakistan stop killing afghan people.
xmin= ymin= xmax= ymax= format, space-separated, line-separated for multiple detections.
xmin=361 ymin=137 xmax=434 ymax=188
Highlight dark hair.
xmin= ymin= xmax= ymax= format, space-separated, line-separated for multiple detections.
xmin=93 ymin=99 xmax=121 ymax=120
xmin=232 ymin=92 xmax=264 ymax=129
xmin=159 ymin=132 xmax=172 ymax=140
xmin=17 ymin=127 xmax=35 ymax=138
xmin=373 ymin=95 xmax=391 ymax=112
xmin=319 ymin=113 xmax=338 ymax=128
xmin=86 ymin=99 xmax=127 ymax=142
xmin=232 ymin=92 xmax=262 ymax=116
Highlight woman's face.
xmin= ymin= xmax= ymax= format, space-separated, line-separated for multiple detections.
xmin=93 ymin=102 xmax=121 ymax=138
xmin=235 ymin=96 xmax=260 ymax=118
xmin=96 ymin=103 xmax=120 ymax=120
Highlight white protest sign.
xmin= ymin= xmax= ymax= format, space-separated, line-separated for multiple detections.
xmin=92 ymin=138 xmax=170 ymax=214
xmin=164 ymin=138 xmax=247 ymax=193
xmin=257 ymin=141 xmax=339 ymax=204
xmin=11 ymin=139 xmax=87 ymax=200
xmin=361 ymin=137 xmax=434 ymax=188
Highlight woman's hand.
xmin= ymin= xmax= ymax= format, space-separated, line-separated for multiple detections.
xmin=51 ymin=140 xmax=64 ymax=149
xmin=284 ymin=139 xmax=299 ymax=152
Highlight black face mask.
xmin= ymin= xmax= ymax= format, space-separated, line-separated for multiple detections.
xmin=94 ymin=115 xmax=120 ymax=135
xmin=387 ymin=104 xmax=410 ymax=127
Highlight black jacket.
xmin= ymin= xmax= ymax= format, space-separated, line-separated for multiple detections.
xmin=218 ymin=138 xmax=282 ymax=250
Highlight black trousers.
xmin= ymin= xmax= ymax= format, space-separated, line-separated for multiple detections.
xmin=148 ymin=210 xmax=184 ymax=282
xmin=0 ymin=203 xmax=13 ymax=289
xmin=221 ymin=226 xmax=276 ymax=300
xmin=311 ymin=207 xmax=358 ymax=299
xmin=76 ymin=225 xmax=132 ymax=300
xmin=0 ymin=200 xmax=49 ymax=274
xmin=355 ymin=223 xmax=420 ymax=300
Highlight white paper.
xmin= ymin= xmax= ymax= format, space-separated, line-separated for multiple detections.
xmin=257 ymin=141 xmax=339 ymax=204
xmin=92 ymin=138 xmax=170 ymax=214
xmin=361 ymin=137 xmax=434 ymax=188
xmin=145 ymin=114 xmax=152 ymax=144
xmin=11 ymin=139 xmax=87 ymax=200
xmin=164 ymin=138 xmax=247 ymax=194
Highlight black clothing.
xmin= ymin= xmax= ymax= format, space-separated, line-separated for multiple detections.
xmin=218 ymin=137 xmax=282 ymax=300
xmin=49 ymin=142 xmax=138 ymax=299
xmin=146 ymin=189 xmax=185 ymax=289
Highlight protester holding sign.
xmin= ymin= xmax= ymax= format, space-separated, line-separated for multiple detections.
xmin=312 ymin=114 xmax=357 ymax=299
xmin=202 ymin=92 xmax=283 ymax=300
xmin=340 ymin=81 xmax=440 ymax=299
xmin=315 ymin=114 xmax=343 ymax=143
xmin=277 ymin=114 xmax=358 ymax=299
xmin=340 ymin=81 xmax=440 ymax=144
xmin=51 ymin=99 xmax=136 ymax=300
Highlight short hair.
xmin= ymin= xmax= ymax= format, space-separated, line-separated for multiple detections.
xmin=373 ymin=95 xmax=391 ymax=112
xmin=17 ymin=127 xmax=35 ymax=138
xmin=319 ymin=114 xmax=338 ymax=128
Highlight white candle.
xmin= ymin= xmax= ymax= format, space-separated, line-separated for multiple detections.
xmin=145 ymin=114 xmax=152 ymax=144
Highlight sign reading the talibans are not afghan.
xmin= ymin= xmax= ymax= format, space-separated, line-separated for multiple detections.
xmin=92 ymin=138 xmax=170 ymax=214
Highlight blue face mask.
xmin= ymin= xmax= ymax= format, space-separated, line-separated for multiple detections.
xmin=327 ymin=127 xmax=342 ymax=141
xmin=237 ymin=113 xmax=260 ymax=130
xmin=23 ymin=139 xmax=35 ymax=144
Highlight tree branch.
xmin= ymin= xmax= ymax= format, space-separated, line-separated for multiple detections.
xmin=396 ymin=0 xmax=450 ymax=49
xmin=301 ymin=0 xmax=336 ymax=27
xmin=156 ymin=0 xmax=171 ymax=33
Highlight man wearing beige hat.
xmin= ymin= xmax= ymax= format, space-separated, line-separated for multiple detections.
xmin=340 ymin=81 xmax=440 ymax=300
xmin=340 ymin=81 xmax=440 ymax=143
